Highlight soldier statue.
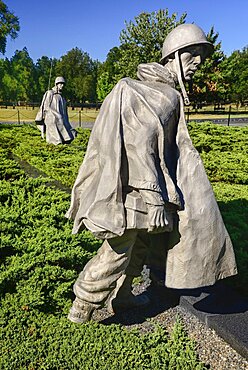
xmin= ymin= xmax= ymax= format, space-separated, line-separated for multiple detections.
xmin=35 ymin=76 xmax=76 ymax=145
xmin=66 ymin=24 xmax=237 ymax=323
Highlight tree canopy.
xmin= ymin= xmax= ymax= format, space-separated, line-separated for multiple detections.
xmin=96 ymin=9 xmax=187 ymax=100
xmin=0 ymin=0 xmax=20 ymax=54
xmin=116 ymin=9 xmax=187 ymax=79
xmin=56 ymin=48 xmax=98 ymax=103
xmin=222 ymin=47 xmax=248 ymax=105
xmin=191 ymin=27 xmax=227 ymax=105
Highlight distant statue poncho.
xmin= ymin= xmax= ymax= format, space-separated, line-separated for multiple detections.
xmin=35 ymin=76 xmax=76 ymax=145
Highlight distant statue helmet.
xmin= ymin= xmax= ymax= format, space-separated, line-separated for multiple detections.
xmin=55 ymin=76 xmax=65 ymax=85
xmin=160 ymin=24 xmax=214 ymax=64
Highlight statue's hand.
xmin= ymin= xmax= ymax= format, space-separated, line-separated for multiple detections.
xmin=147 ymin=205 xmax=169 ymax=233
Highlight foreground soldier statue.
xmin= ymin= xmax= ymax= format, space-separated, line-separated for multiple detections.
xmin=35 ymin=76 xmax=76 ymax=145
xmin=66 ymin=24 xmax=237 ymax=323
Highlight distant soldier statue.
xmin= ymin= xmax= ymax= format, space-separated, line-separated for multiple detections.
xmin=66 ymin=24 xmax=237 ymax=324
xmin=35 ymin=76 xmax=76 ymax=145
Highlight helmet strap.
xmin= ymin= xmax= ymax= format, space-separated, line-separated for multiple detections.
xmin=175 ymin=51 xmax=190 ymax=106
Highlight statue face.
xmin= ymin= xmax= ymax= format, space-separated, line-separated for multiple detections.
xmin=180 ymin=45 xmax=204 ymax=81
xmin=57 ymin=83 xmax=64 ymax=93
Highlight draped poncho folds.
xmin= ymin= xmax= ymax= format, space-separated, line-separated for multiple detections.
xmin=66 ymin=62 xmax=237 ymax=289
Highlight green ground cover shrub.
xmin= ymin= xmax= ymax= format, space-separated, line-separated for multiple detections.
xmin=188 ymin=122 xmax=248 ymax=184
xmin=0 ymin=309 xmax=207 ymax=370
xmin=188 ymin=123 xmax=248 ymax=295
xmin=212 ymin=182 xmax=248 ymax=294
xmin=0 ymin=124 xmax=91 ymax=187
xmin=1 ymin=123 xmax=247 ymax=187
xmin=0 ymin=176 xmax=100 ymax=308
xmin=0 ymin=146 xmax=25 ymax=180
xmin=0 ymin=152 xmax=207 ymax=369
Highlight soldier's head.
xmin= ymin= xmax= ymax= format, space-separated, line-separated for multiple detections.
xmin=55 ymin=76 xmax=65 ymax=93
xmin=160 ymin=24 xmax=213 ymax=104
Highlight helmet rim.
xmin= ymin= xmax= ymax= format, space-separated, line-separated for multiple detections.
xmin=160 ymin=41 xmax=214 ymax=64
xmin=160 ymin=24 xmax=214 ymax=64
xmin=55 ymin=76 xmax=65 ymax=85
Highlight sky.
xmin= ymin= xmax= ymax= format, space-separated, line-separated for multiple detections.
xmin=3 ymin=0 xmax=248 ymax=62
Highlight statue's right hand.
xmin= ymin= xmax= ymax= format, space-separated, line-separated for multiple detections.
xmin=147 ymin=205 xmax=169 ymax=232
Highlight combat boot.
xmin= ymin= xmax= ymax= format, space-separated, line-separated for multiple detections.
xmin=68 ymin=298 xmax=95 ymax=324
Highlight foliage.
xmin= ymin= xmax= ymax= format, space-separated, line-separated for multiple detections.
xmin=188 ymin=122 xmax=248 ymax=295
xmin=0 ymin=124 xmax=91 ymax=187
xmin=188 ymin=122 xmax=248 ymax=184
xmin=1 ymin=48 xmax=36 ymax=102
xmin=0 ymin=0 xmax=20 ymax=54
xmin=0 ymin=305 xmax=207 ymax=369
xmin=0 ymin=146 xmax=25 ymax=180
xmin=56 ymin=47 xmax=98 ymax=103
xmin=36 ymin=56 xmax=58 ymax=101
xmin=0 ymin=47 xmax=98 ymax=103
xmin=221 ymin=47 xmax=248 ymax=105
xmin=101 ymin=46 xmax=122 ymax=79
xmin=0 ymin=7 xmax=247 ymax=106
xmin=10 ymin=47 xmax=36 ymax=101
xmin=116 ymin=9 xmax=187 ymax=79
xmin=192 ymin=27 xmax=226 ymax=105
xmin=212 ymin=182 xmax=248 ymax=293
xmin=0 ymin=177 xmax=100 ymax=303
xmin=97 ymin=47 xmax=122 ymax=101
xmin=0 ymin=121 xmax=247 ymax=367
xmin=96 ymin=71 xmax=115 ymax=102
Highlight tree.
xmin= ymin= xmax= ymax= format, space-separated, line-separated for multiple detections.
xmin=0 ymin=57 xmax=19 ymax=101
xmin=36 ymin=56 xmax=58 ymax=101
xmin=115 ymin=9 xmax=187 ymax=79
xmin=9 ymin=47 xmax=36 ymax=102
xmin=0 ymin=57 xmax=7 ymax=99
xmin=0 ymin=1 xmax=20 ymax=54
xmin=56 ymin=47 xmax=97 ymax=103
xmin=191 ymin=27 xmax=226 ymax=106
xmin=97 ymin=71 xmax=115 ymax=102
xmin=221 ymin=47 xmax=248 ymax=106
xmin=0 ymin=48 xmax=36 ymax=102
xmin=96 ymin=47 xmax=121 ymax=101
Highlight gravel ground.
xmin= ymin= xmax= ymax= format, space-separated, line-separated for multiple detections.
xmin=161 ymin=306 xmax=248 ymax=370
xmin=92 ymin=276 xmax=248 ymax=370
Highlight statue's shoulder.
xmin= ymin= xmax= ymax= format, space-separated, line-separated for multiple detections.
xmin=107 ymin=78 xmax=137 ymax=96
xmin=115 ymin=77 xmax=147 ymax=92
xmin=46 ymin=89 xmax=55 ymax=96
xmin=115 ymin=77 xmax=134 ymax=88
xmin=42 ymin=89 xmax=54 ymax=100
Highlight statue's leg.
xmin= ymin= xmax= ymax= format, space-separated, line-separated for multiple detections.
xmin=147 ymin=215 xmax=180 ymax=286
xmin=107 ymin=231 xmax=151 ymax=313
xmin=68 ymin=229 xmax=137 ymax=323
xmin=147 ymin=232 xmax=169 ymax=286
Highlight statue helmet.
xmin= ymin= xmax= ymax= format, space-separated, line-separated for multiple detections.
xmin=160 ymin=24 xmax=214 ymax=64
xmin=55 ymin=76 xmax=65 ymax=85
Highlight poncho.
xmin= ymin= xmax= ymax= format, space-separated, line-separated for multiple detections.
xmin=66 ymin=63 xmax=237 ymax=288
